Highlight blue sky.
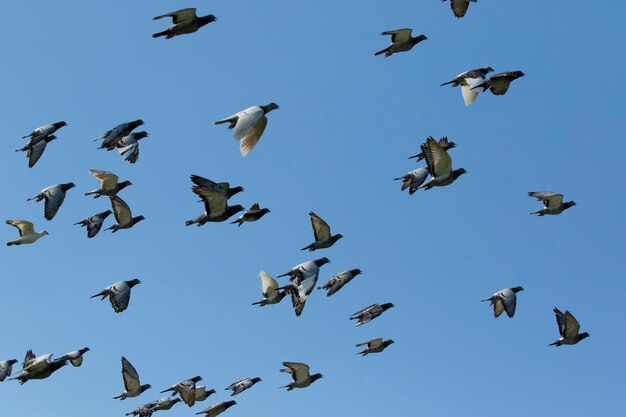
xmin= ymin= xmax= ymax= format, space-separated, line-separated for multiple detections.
xmin=2 ymin=1 xmax=625 ymax=416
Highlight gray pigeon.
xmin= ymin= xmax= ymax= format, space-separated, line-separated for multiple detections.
xmin=473 ymin=71 xmax=525 ymax=96
xmin=549 ymin=308 xmax=590 ymax=346
xmin=350 ymin=303 xmax=394 ymax=326
xmin=230 ymin=203 xmax=270 ymax=227
xmin=114 ymin=356 xmax=151 ymax=400
xmin=0 ymin=359 xmax=18 ymax=382
xmin=409 ymin=137 xmax=456 ymax=161
xmin=125 ymin=404 xmax=155 ymax=417
xmin=284 ymin=274 xmax=318 ymax=317
xmin=280 ymin=362 xmax=323 ymax=390
xmin=214 ymin=103 xmax=279 ymax=157
xmin=16 ymin=134 xmax=57 ymax=168
xmin=194 ymin=386 xmax=216 ymax=402
xmin=153 ymin=8 xmax=217 ymax=39
xmin=277 ymin=257 xmax=330 ymax=284
xmin=318 ymin=269 xmax=362 ymax=297
xmin=91 ymin=279 xmax=141 ymax=313
xmin=84 ymin=170 xmax=132 ymax=198
xmin=252 ymin=271 xmax=287 ymax=306
xmin=528 ymin=192 xmax=576 ymax=216
xmin=301 ymin=212 xmax=343 ymax=251
xmin=116 ymin=132 xmax=149 ymax=164
xmin=482 ymin=287 xmax=524 ymax=318
xmin=106 ymin=195 xmax=145 ymax=232
xmin=96 ymin=120 xmax=144 ymax=150
xmin=441 ymin=67 xmax=494 ymax=105
xmin=418 ymin=137 xmax=466 ymax=190
xmin=395 ymin=168 xmax=429 ymax=195
xmin=441 ymin=0 xmax=478 ymax=18
xmin=375 ymin=29 xmax=427 ymax=57
xmin=22 ymin=121 xmax=67 ymax=140
xmin=151 ymin=397 xmax=182 ymax=412
xmin=161 ymin=376 xmax=203 ymax=407
xmin=225 ymin=377 xmax=261 ymax=396
xmin=9 ymin=350 xmax=67 ymax=384
xmin=28 ymin=183 xmax=76 ymax=220
xmin=74 ymin=210 xmax=113 ymax=238
xmin=195 ymin=401 xmax=236 ymax=417
xmin=55 ymin=347 xmax=90 ymax=367
xmin=356 ymin=338 xmax=395 ymax=356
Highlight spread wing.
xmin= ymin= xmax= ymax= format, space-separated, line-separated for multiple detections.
xmin=232 ymin=107 xmax=265 ymax=141
xmin=248 ymin=203 xmax=261 ymax=213
xmin=110 ymin=195 xmax=132 ymax=225
xmin=153 ymin=8 xmax=197 ymax=24
xmin=502 ymin=293 xmax=518 ymax=318
xmin=461 ymin=76 xmax=483 ymax=105
xmin=450 ymin=0 xmax=471 ymax=18
xmin=350 ymin=304 xmax=377 ymax=319
xmin=529 ymin=192 xmax=563 ymax=210
xmin=260 ymin=271 xmax=279 ymax=298
xmin=421 ymin=137 xmax=452 ymax=178
xmin=6 ymin=220 xmax=34 ymax=237
xmin=563 ymin=310 xmax=581 ymax=339
xmin=381 ymin=28 xmax=412 ymax=43
xmin=119 ymin=143 xmax=140 ymax=164
xmin=86 ymin=214 xmax=107 ymax=238
xmin=121 ymin=357 xmax=141 ymax=392
xmin=289 ymin=275 xmax=317 ymax=316
xmin=192 ymin=186 xmax=227 ymax=216
xmin=553 ymin=308 xmax=567 ymax=337
xmin=43 ymin=186 xmax=67 ymax=220
xmin=239 ymin=115 xmax=267 ymax=157
xmin=177 ymin=381 xmax=197 ymax=407
xmin=22 ymin=350 xmax=36 ymax=369
xmin=110 ymin=282 xmax=132 ymax=313
xmin=309 ymin=211 xmax=331 ymax=242
xmin=282 ymin=362 xmax=310 ymax=383
xmin=27 ymin=141 xmax=47 ymax=168
xmin=90 ymin=169 xmax=119 ymax=190
xmin=492 ymin=299 xmax=505 ymax=318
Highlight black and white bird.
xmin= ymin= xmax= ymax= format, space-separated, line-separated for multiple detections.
xmin=186 ymin=186 xmax=244 ymax=226
xmin=151 ymin=397 xmax=182 ymax=412
xmin=318 ymin=269 xmax=362 ymax=297
xmin=419 ymin=137 xmax=466 ymax=190
xmin=6 ymin=220 xmax=48 ymax=246
xmin=301 ymin=211 xmax=343 ymax=251
xmin=153 ymin=8 xmax=217 ymax=39
xmin=441 ymin=0 xmax=477 ymax=18
xmin=549 ymin=308 xmax=590 ymax=346
xmin=28 ymin=182 xmax=76 ymax=220
xmin=482 ymin=287 xmax=524 ymax=318
xmin=96 ymin=120 xmax=144 ymax=150
xmin=195 ymin=401 xmax=236 ymax=417
xmin=280 ymin=362 xmax=323 ymax=390
xmin=74 ymin=210 xmax=113 ymax=238
xmin=161 ymin=376 xmax=203 ymax=407
xmin=114 ymin=357 xmax=151 ymax=400
xmin=0 ymin=359 xmax=18 ymax=382
xmin=350 ymin=303 xmax=394 ymax=326
xmin=375 ymin=29 xmax=427 ymax=57
xmin=441 ymin=67 xmax=494 ymax=105
xmin=106 ymin=195 xmax=145 ymax=232
xmin=16 ymin=134 xmax=57 ymax=168
xmin=277 ymin=257 xmax=330 ymax=284
xmin=116 ymin=132 xmax=149 ymax=164
xmin=214 ymin=103 xmax=279 ymax=156
xmin=356 ymin=338 xmax=395 ymax=356
xmin=55 ymin=347 xmax=90 ymax=367
xmin=395 ymin=167 xmax=429 ymax=195
xmin=22 ymin=121 xmax=67 ymax=140
xmin=230 ymin=203 xmax=270 ymax=227
xmin=472 ymin=71 xmax=525 ymax=96
xmin=284 ymin=274 xmax=318 ymax=317
xmin=225 ymin=377 xmax=261 ymax=396
xmin=190 ymin=175 xmax=244 ymax=200
xmin=9 ymin=350 xmax=67 ymax=384
xmin=91 ymin=279 xmax=141 ymax=313
xmin=252 ymin=271 xmax=288 ymax=307
xmin=85 ymin=170 xmax=132 ymax=198
xmin=528 ymin=192 xmax=576 ymax=216
xmin=409 ymin=137 xmax=456 ymax=161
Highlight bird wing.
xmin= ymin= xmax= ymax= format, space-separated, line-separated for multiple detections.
xmin=382 ymin=28 xmax=412 ymax=43
xmin=119 ymin=143 xmax=140 ymax=164
xmin=27 ymin=141 xmax=47 ymax=168
xmin=563 ymin=310 xmax=581 ymax=339
xmin=43 ymin=186 xmax=67 ymax=220
xmin=110 ymin=195 xmax=133 ymax=225
xmin=529 ymin=192 xmax=563 ymax=210
xmin=6 ymin=220 xmax=34 ymax=237
xmin=260 ymin=271 xmax=279 ymax=298
xmin=110 ymin=282 xmax=132 ymax=313
xmin=450 ymin=0 xmax=470 ymax=18
xmin=248 ymin=203 xmax=261 ymax=213
xmin=177 ymin=381 xmax=197 ymax=406
xmin=239 ymin=115 xmax=267 ymax=157
xmin=350 ymin=304 xmax=377 ymax=319
xmin=421 ymin=137 xmax=452 ymax=177
xmin=192 ymin=186 xmax=227 ymax=215
xmin=461 ymin=77 xmax=483 ymax=105
xmin=191 ymin=175 xmax=220 ymax=190
xmin=492 ymin=299 xmax=505 ymax=318
xmin=289 ymin=274 xmax=318 ymax=316
xmin=153 ymin=8 xmax=197 ymax=24
xmin=121 ymin=357 xmax=141 ymax=393
xmin=87 ymin=215 xmax=106 ymax=238
xmin=486 ymin=74 xmax=517 ymax=95
xmin=282 ymin=362 xmax=310 ymax=383
xmin=502 ymin=293 xmax=517 ymax=318
xmin=368 ymin=338 xmax=384 ymax=348
xmin=232 ymin=107 xmax=264 ymax=140
xmin=309 ymin=211 xmax=331 ymax=242
xmin=553 ymin=308 xmax=567 ymax=337
xmin=22 ymin=350 xmax=36 ymax=369
xmin=90 ymin=169 xmax=119 ymax=190
xmin=70 ymin=356 xmax=84 ymax=367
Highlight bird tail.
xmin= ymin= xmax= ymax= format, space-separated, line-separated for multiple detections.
xmin=300 ymin=244 xmax=315 ymax=251
xmin=548 ymin=340 xmax=561 ymax=347
xmin=90 ymin=291 xmax=106 ymax=299
xmin=251 ymin=300 xmax=265 ymax=306
xmin=213 ymin=116 xmax=237 ymax=126
xmin=185 ymin=219 xmax=195 ymax=226
xmin=374 ymin=47 xmax=390 ymax=56
xmin=160 ymin=388 xmax=175 ymax=394
xmin=152 ymin=30 xmax=169 ymax=38
xmin=7 ymin=242 xmax=15 ymax=246
xmin=440 ymin=80 xmax=455 ymax=86
xmin=230 ymin=219 xmax=243 ymax=227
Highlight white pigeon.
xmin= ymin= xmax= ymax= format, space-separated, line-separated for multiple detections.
xmin=214 ymin=103 xmax=279 ymax=156
xmin=6 ymin=220 xmax=48 ymax=246
xmin=277 ymin=258 xmax=330 ymax=284
xmin=252 ymin=271 xmax=287 ymax=306
xmin=440 ymin=67 xmax=494 ymax=106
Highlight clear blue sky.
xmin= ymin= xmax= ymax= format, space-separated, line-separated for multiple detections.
xmin=2 ymin=1 xmax=625 ymax=416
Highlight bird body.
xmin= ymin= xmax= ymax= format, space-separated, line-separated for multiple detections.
xmin=107 ymin=195 xmax=145 ymax=232
xmin=280 ymin=362 xmax=322 ymax=390
xmin=375 ymin=29 xmax=427 ymax=57
xmin=152 ymin=397 xmax=182 ymax=411
xmin=301 ymin=211 xmax=343 ymax=251
xmin=482 ymin=286 xmax=524 ymax=318
xmin=549 ymin=308 xmax=590 ymax=346
xmin=318 ymin=268 xmax=362 ymax=297
xmin=252 ymin=271 xmax=287 ymax=306
xmin=74 ymin=210 xmax=112 ymax=238
xmin=473 ymin=71 xmax=525 ymax=95
xmin=214 ymin=103 xmax=279 ymax=156
xmin=96 ymin=120 xmax=144 ymax=150
xmin=226 ymin=377 xmax=261 ymax=396
xmin=22 ymin=121 xmax=66 ymax=140
xmin=230 ymin=203 xmax=270 ymax=227
xmin=161 ymin=376 xmax=203 ymax=407
xmin=28 ymin=182 xmax=76 ymax=220
xmin=350 ymin=303 xmax=394 ymax=326
xmin=55 ymin=347 xmax=90 ymax=367
xmin=6 ymin=220 xmax=48 ymax=246
xmin=395 ymin=167 xmax=429 ymax=195
xmin=418 ymin=137 xmax=466 ymax=190
xmin=153 ymin=8 xmax=216 ymax=39
xmin=277 ymin=257 xmax=330 ymax=284
xmin=528 ymin=192 xmax=576 ymax=216
xmin=10 ymin=351 xmax=66 ymax=384
xmin=356 ymin=338 xmax=395 ymax=356
xmin=17 ymin=134 xmax=58 ymax=167
xmin=195 ymin=401 xmax=236 ymax=417
xmin=85 ymin=170 xmax=132 ymax=198
xmin=91 ymin=279 xmax=141 ymax=313
xmin=441 ymin=67 xmax=493 ymax=105
xmin=186 ymin=185 xmax=244 ymax=226
xmin=114 ymin=357 xmax=151 ymax=400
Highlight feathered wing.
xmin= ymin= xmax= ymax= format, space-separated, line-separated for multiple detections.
xmin=450 ymin=0 xmax=471 ymax=18
xmin=282 ymin=362 xmax=310 ymax=383
xmin=110 ymin=195 xmax=133 ymax=225
xmin=43 ymin=186 xmax=67 ymax=220
xmin=259 ymin=271 xmax=279 ymax=298
xmin=309 ymin=211 xmax=331 ymax=241
xmin=153 ymin=8 xmax=197 ymax=24
xmin=382 ymin=28 xmax=412 ymax=42
xmin=121 ymin=357 xmax=141 ymax=393
xmin=563 ymin=311 xmax=581 ymax=339
xmin=119 ymin=143 xmax=140 ymax=164
xmin=90 ymin=170 xmax=119 ymax=190
xmin=6 ymin=220 xmax=34 ymax=237
xmin=239 ymin=115 xmax=267 ymax=157
xmin=110 ymin=283 xmax=132 ymax=313
xmin=193 ymin=186 xmax=227 ymax=216
xmin=422 ymin=138 xmax=452 ymax=178
xmin=27 ymin=141 xmax=47 ymax=167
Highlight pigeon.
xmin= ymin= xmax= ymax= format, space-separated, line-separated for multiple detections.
xmin=528 ymin=192 xmax=576 ymax=216
xmin=74 ymin=210 xmax=113 ymax=238
xmin=481 ymin=287 xmax=524 ymax=318
xmin=161 ymin=376 xmax=203 ymax=407
xmin=6 ymin=220 xmax=48 ymax=246
xmin=28 ymin=182 xmax=76 ymax=220
xmin=441 ymin=67 xmax=494 ymax=105
xmin=194 ymin=386 xmax=216 ymax=402
xmin=549 ymin=308 xmax=590 ymax=346
xmin=301 ymin=212 xmax=343 ymax=251
xmin=225 ymin=377 xmax=261 ymax=396
xmin=185 ymin=186 xmax=244 ymax=226
xmin=280 ymin=362 xmax=323 ymax=390
xmin=318 ymin=269 xmax=362 ymax=297
xmin=375 ymin=29 xmax=427 ymax=57
xmin=106 ymin=195 xmax=145 ymax=232
xmin=408 ymin=137 xmax=456 ymax=161
xmin=91 ymin=279 xmax=141 ymax=313
xmin=190 ymin=175 xmax=244 ymax=199
xmin=472 ymin=71 xmax=525 ymax=96
xmin=114 ymin=357 xmax=151 ymax=400
xmin=151 ymin=397 xmax=182 ymax=412
xmin=195 ymin=401 xmax=237 ymax=417
xmin=277 ymin=258 xmax=330 ymax=284
xmin=22 ymin=121 xmax=67 ymax=140
xmin=125 ymin=404 xmax=155 ymax=417
xmin=9 ymin=350 xmax=67 ymax=384
xmin=230 ymin=203 xmax=270 ymax=227
xmin=418 ymin=137 xmax=466 ymax=190
xmin=0 ymin=359 xmax=18 ymax=382
xmin=96 ymin=120 xmax=144 ymax=150
xmin=284 ymin=274 xmax=318 ymax=317
xmin=356 ymin=338 xmax=395 ymax=356
xmin=350 ymin=303 xmax=394 ymax=326
xmin=395 ymin=168 xmax=429 ymax=195
xmin=55 ymin=347 xmax=90 ymax=367
xmin=252 ymin=271 xmax=288 ymax=306
xmin=16 ymin=134 xmax=57 ymax=168
xmin=441 ymin=0 xmax=478 ymax=18
xmin=153 ymin=8 xmax=217 ymax=39
xmin=116 ymin=132 xmax=149 ymax=164
xmin=214 ymin=103 xmax=279 ymax=156
xmin=84 ymin=170 xmax=132 ymax=198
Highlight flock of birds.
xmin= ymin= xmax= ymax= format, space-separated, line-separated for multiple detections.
xmin=2 ymin=2 xmax=591 ymax=417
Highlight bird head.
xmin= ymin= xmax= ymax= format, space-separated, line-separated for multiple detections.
xmin=513 ymin=286 xmax=524 ymax=293
xmin=381 ymin=303 xmax=395 ymax=311
xmin=128 ymin=279 xmax=142 ymax=288
xmin=350 ymin=268 xmax=363 ymax=277
xmin=453 ymin=168 xmax=467 ymax=179
xmin=42 ymin=231 xmax=50 ymax=236
xmin=190 ymin=376 xmax=203 ymax=383
xmin=134 ymin=131 xmax=149 ymax=140
xmin=387 ymin=339 xmax=395 ymax=345
xmin=564 ymin=201 xmax=577 ymax=210
xmin=79 ymin=347 xmax=91 ymax=354
xmin=262 ymin=103 xmax=279 ymax=113
xmin=134 ymin=216 xmax=146 ymax=223
xmin=54 ymin=121 xmax=68 ymax=129
xmin=315 ymin=257 xmax=330 ymax=267
xmin=580 ymin=332 xmax=590 ymax=341
xmin=230 ymin=186 xmax=244 ymax=195
xmin=311 ymin=373 xmax=323 ymax=382
xmin=447 ymin=141 xmax=457 ymax=149
xmin=7 ymin=359 xmax=18 ymax=366
xmin=64 ymin=182 xmax=77 ymax=190
xmin=251 ymin=377 xmax=262 ymax=383
xmin=141 ymin=384 xmax=152 ymax=392
xmin=484 ymin=67 xmax=494 ymax=73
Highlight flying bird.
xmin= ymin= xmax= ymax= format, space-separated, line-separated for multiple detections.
xmin=125 ymin=404 xmax=155 ymax=417
xmin=280 ymin=362 xmax=323 ymax=390
xmin=441 ymin=0 xmax=478 ymax=18
xmin=195 ymin=401 xmax=237 ymax=417
xmin=350 ymin=303 xmax=394 ymax=326
xmin=318 ymin=268 xmax=362 ymax=297
xmin=114 ymin=356 xmax=151 ymax=400
xmin=230 ymin=203 xmax=270 ymax=227
xmin=395 ymin=167 xmax=429 ymax=195
xmin=472 ymin=71 xmax=525 ymax=96
xmin=441 ymin=67 xmax=493 ymax=105
xmin=116 ymin=132 xmax=149 ymax=164
xmin=22 ymin=121 xmax=67 ymax=140
xmin=55 ymin=347 xmax=90 ymax=367
xmin=419 ymin=137 xmax=466 ymax=190
xmin=161 ymin=376 xmax=203 ymax=407
xmin=409 ymin=137 xmax=456 ymax=161
xmin=16 ymin=134 xmax=57 ymax=168
xmin=301 ymin=212 xmax=343 ymax=251
xmin=482 ymin=287 xmax=524 ymax=318
xmin=0 ymin=359 xmax=18 ymax=382
xmin=190 ymin=175 xmax=244 ymax=199
xmin=356 ymin=338 xmax=395 ymax=356
xmin=28 ymin=182 xmax=76 ymax=220
xmin=549 ymin=308 xmax=590 ymax=346
xmin=91 ymin=279 xmax=141 ymax=313
xmin=151 ymin=397 xmax=182 ymax=412
xmin=153 ymin=8 xmax=217 ymax=39
xmin=85 ymin=170 xmax=132 ymax=198
xmin=194 ymin=386 xmax=217 ymax=402
xmin=6 ymin=220 xmax=48 ymax=246
xmin=74 ymin=210 xmax=113 ymax=238
xmin=375 ymin=29 xmax=427 ymax=57
xmin=252 ymin=271 xmax=288 ymax=306
xmin=528 ymin=192 xmax=576 ymax=216
xmin=225 ymin=377 xmax=261 ymax=396
xmin=186 ymin=186 xmax=244 ymax=226
xmin=284 ymin=274 xmax=318 ymax=316
xmin=96 ymin=120 xmax=144 ymax=150
xmin=9 ymin=350 xmax=67 ymax=384
xmin=277 ymin=257 xmax=330 ymax=284
xmin=214 ymin=103 xmax=279 ymax=156
xmin=106 ymin=195 xmax=145 ymax=232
